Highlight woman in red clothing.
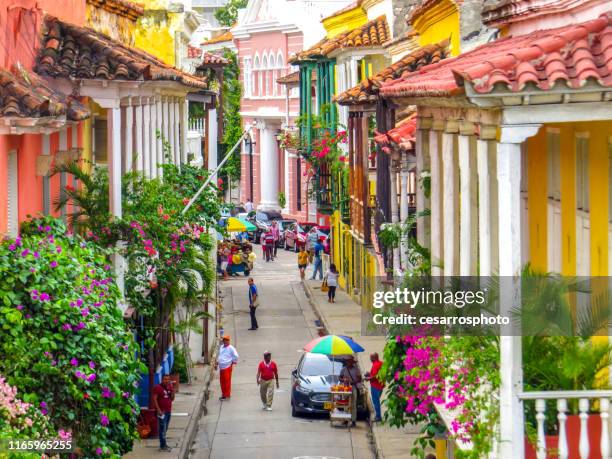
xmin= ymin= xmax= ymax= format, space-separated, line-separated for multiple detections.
xmin=364 ymin=352 xmax=384 ymax=422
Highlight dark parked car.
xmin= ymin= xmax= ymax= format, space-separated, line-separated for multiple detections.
xmin=248 ymin=210 xmax=284 ymax=242
xmin=291 ymin=352 xmax=366 ymax=417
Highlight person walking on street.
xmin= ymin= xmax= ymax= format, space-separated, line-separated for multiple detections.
xmin=215 ymin=335 xmax=239 ymax=400
xmin=245 ymin=199 xmax=254 ymax=213
xmin=270 ymin=220 xmax=280 ymax=258
xmin=306 ymin=227 xmax=319 ymax=263
xmin=248 ymin=277 xmax=259 ymax=330
xmin=263 ymin=229 xmax=275 ymax=262
xmin=310 ymin=239 xmax=324 ymax=280
xmin=152 ymin=374 xmax=175 ymax=452
xmin=364 ymin=352 xmax=384 ymax=422
xmin=297 ymin=246 xmax=309 ymax=280
xmin=326 ymin=263 xmax=339 ymax=303
xmin=340 ymin=356 xmax=363 ymax=426
xmin=256 ymin=351 xmax=279 ymax=411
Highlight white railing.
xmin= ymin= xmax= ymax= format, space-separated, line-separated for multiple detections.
xmin=189 ymin=118 xmax=205 ymax=135
xmin=519 ymin=390 xmax=612 ymax=459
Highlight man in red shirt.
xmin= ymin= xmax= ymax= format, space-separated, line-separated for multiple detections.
xmin=152 ymin=374 xmax=175 ymax=451
xmin=365 ymin=352 xmax=384 ymax=422
xmin=256 ymin=351 xmax=279 ymax=411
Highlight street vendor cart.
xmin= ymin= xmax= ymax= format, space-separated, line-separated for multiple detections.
xmin=329 ymin=384 xmax=354 ymax=426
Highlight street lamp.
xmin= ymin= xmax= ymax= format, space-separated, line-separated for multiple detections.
xmin=244 ymin=132 xmax=256 ymax=202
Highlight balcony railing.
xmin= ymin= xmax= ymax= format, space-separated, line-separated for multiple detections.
xmin=519 ymin=390 xmax=612 ymax=459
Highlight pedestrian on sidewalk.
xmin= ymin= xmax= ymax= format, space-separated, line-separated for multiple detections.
xmin=270 ymin=220 xmax=280 ymax=258
xmin=152 ymin=374 xmax=175 ymax=452
xmin=248 ymin=277 xmax=259 ymax=330
xmin=325 ymin=263 xmax=339 ymax=303
xmin=340 ymin=356 xmax=363 ymax=426
xmin=256 ymin=351 xmax=279 ymax=411
xmin=297 ymin=246 xmax=309 ymax=280
xmin=364 ymin=352 xmax=384 ymax=422
xmin=263 ymin=229 xmax=275 ymax=262
xmin=306 ymin=227 xmax=318 ymax=263
xmin=310 ymin=239 xmax=324 ymax=280
xmin=215 ymin=335 xmax=239 ymax=400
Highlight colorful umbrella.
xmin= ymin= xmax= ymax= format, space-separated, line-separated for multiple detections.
xmin=225 ymin=217 xmax=256 ymax=232
xmin=303 ymin=335 xmax=365 ymax=355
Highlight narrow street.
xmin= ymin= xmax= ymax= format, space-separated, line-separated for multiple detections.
xmin=189 ymin=248 xmax=375 ymax=459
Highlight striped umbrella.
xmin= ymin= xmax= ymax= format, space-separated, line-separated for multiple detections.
xmin=303 ymin=335 xmax=365 ymax=355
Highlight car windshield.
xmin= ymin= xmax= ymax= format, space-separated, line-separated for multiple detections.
xmin=301 ymin=355 xmax=346 ymax=376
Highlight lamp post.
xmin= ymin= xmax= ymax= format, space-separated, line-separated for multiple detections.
xmin=245 ymin=133 xmax=255 ymax=202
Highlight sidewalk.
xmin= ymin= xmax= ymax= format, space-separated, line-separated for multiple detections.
xmin=125 ymin=363 xmax=213 ymax=459
xmin=304 ymin=279 xmax=426 ymax=459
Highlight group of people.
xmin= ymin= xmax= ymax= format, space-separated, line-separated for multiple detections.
xmin=296 ymin=234 xmax=339 ymax=303
xmin=218 ymin=240 xmax=256 ymax=280
xmin=213 ymin=335 xmax=385 ymax=422
xmin=260 ymin=220 xmax=280 ymax=262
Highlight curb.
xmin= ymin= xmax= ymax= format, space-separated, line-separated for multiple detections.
xmin=178 ymin=346 xmax=218 ymax=459
xmin=302 ymin=281 xmax=384 ymax=459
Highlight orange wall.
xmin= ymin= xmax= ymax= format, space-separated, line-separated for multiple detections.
xmin=17 ymin=134 xmax=43 ymax=223
xmin=0 ymin=0 xmax=86 ymax=69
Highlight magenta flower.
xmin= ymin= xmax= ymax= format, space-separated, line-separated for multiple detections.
xmin=21 ymin=249 xmax=30 ymax=257
xmin=15 ymin=305 xmax=23 ymax=310
xmin=50 ymin=261 xmax=58 ymax=268
xmin=89 ymin=361 xmax=96 ymax=369
xmin=8 ymin=244 xmax=16 ymax=251
xmin=122 ymin=392 xmax=130 ymax=398
xmin=70 ymin=358 xmax=78 ymax=366
xmin=76 ymin=322 xmax=86 ymax=330
xmin=87 ymin=373 xmax=96 ymax=383
xmin=101 ymin=387 xmax=113 ymax=398
xmin=96 ymin=447 xmax=103 ymax=455
xmin=99 ymin=413 xmax=109 ymax=426
xmin=39 ymin=292 xmax=50 ymax=301
xmin=62 ymin=324 xmax=72 ymax=331
xmin=75 ymin=370 xmax=83 ymax=378
xmin=56 ymin=246 xmax=62 ymax=254
xmin=33 ymin=251 xmax=40 ymax=258
xmin=81 ymin=308 xmax=89 ymax=317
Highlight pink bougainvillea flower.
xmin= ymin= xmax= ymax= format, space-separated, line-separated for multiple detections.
xmin=96 ymin=447 xmax=103 ymax=455
xmin=70 ymin=358 xmax=78 ymax=366
xmin=8 ymin=244 xmax=16 ymax=251
xmin=89 ymin=361 xmax=96 ymax=369
xmin=101 ymin=387 xmax=113 ymax=398
xmin=16 ymin=305 xmax=23 ymax=310
xmin=62 ymin=324 xmax=72 ymax=331
xmin=50 ymin=261 xmax=58 ymax=268
xmin=76 ymin=322 xmax=86 ymax=330
xmin=87 ymin=373 xmax=96 ymax=383
xmin=21 ymin=249 xmax=30 ymax=257
xmin=99 ymin=413 xmax=109 ymax=426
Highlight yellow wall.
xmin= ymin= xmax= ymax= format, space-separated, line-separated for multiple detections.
xmin=411 ymin=0 xmax=460 ymax=55
xmin=322 ymin=7 xmax=368 ymax=39
xmin=527 ymin=121 xmax=612 ymax=276
xmin=134 ymin=0 xmax=181 ymax=65
xmin=527 ymin=128 xmax=548 ymax=271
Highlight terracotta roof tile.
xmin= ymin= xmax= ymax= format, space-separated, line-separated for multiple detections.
xmin=380 ymin=13 xmax=612 ymax=98
xmin=37 ymin=16 xmax=208 ymax=89
xmin=335 ymin=40 xmax=449 ymax=105
xmin=0 ymin=65 xmax=89 ymax=120
xmin=86 ymin=0 xmax=144 ymax=20
xmin=322 ymin=1 xmax=363 ymax=22
xmin=289 ymin=16 xmax=389 ymax=63
xmin=276 ymin=70 xmax=317 ymax=85
xmin=374 ymin=113 xmax=417 ymax=152
xmin=189 ymin=46 xmax=229 ymax=66
xmin=201 ymin=30 xmax=233 ymax=46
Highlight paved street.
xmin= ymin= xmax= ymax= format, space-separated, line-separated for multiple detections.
xmin=189 ymin=247 xmax=375 ymax=459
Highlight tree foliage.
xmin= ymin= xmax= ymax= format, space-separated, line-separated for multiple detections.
xmin=214 ymin=0 xmax=248 ymax=27
xmin=219 ymin=48 xmax=243 ymax=182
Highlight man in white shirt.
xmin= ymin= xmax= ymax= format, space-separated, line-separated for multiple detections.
xmin=215 ymin=335 xmax=239 ymax=400
xmin=245 ymin=199 xmax=254 ymax=213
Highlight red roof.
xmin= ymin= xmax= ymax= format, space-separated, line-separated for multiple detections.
xmin=188 ymin=45 xmax=202 ymax=59
xmin=380 ymin=13 xmax=612 ymax=98
xmin=374 ymin=115 xmax=417 ymax=152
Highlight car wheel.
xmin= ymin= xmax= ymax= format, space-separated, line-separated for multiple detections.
xmin=291 ymin=402 xmax=299 ymax=417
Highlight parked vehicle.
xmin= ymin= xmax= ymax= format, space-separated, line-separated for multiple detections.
xmin=248 ymin=210 xmax=283 ymax=242
xmin=290 ymin=352 xmax=366 ymax=417
xmin=277 ymin=219 xmax=297 ymax=247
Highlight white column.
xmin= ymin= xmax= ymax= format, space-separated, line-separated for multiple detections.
xmin=349 ymin=57 xmax=359 ymax=88
xmin=135 ymin=98 xmax=144 ymax=173
xmin=497 ymin=123 xmax=541 ymax=459
xmin=458 ymin=122 xmax=478 ymax=276
xmin=416 ymin=118 xmax=431 ymax=248
xmin=123 ymin=99 xmax=134 ymax=173
xmin=400 ymin=156 xmax=410 ymax=269
xmin=258 ymin=121 xmax=280 ymax=210
xmin=442 ymin=121 xmax=459 ymax=277
xmin=477 ymin=126 xmax=497 ymax=276
xmin=429 ymin=122 xmax=443 ymax=276
xmin=283 ymin=148 xmax=290 ymax=213
xmin=149 ymin=98 xmax=158 ymax=178
xmin=173 ymin=99 xmax=181 ymax=165
xmin=107 ymin=106 xmax=122 ymax=217
xmin=390 ymin=156 xmax=400 ymax=272
xmin=208 ymin=108 xmax=218 ymax=180
xmin=180 ymin=99 xmax=188 ymax=164
xmin=155 ymin=96 xmax=163 ymax=177
xmin=167 ymin=96 xmax=176 ymax=164
xmin=143 ymin=99 xmax=151 ymax=178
